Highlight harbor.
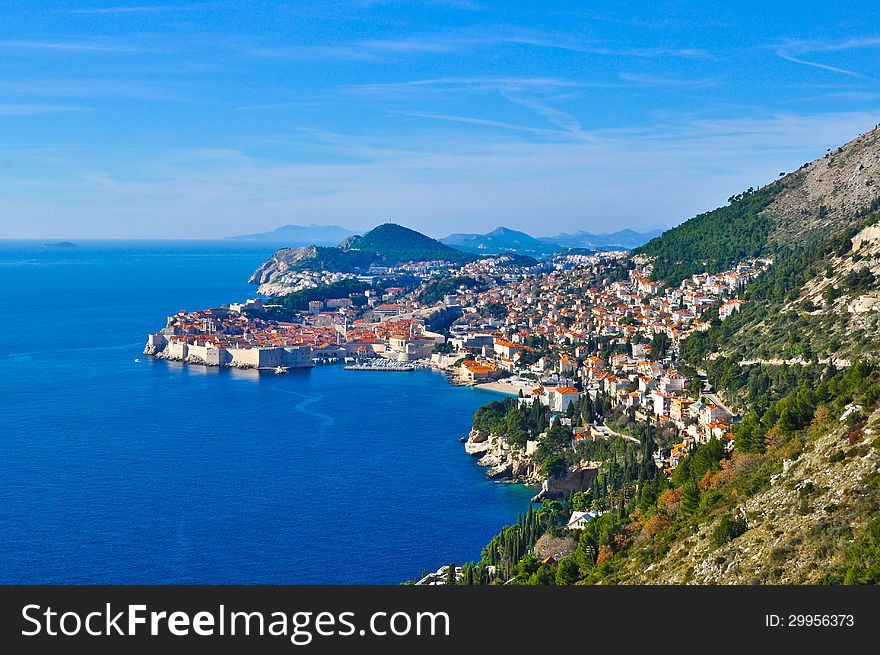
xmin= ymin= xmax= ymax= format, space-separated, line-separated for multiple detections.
xmin=344 ymin=358 xmax=433 ymax=372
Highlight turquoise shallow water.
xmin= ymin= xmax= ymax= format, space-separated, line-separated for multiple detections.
xmin=0 ymin=240 xmax=534 ymax=584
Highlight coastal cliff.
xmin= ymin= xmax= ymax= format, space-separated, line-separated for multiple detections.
xmin=465 ymin=429 xmax=535 ymax=482
xmin=464 ymin=429 xmax=600 ymax=501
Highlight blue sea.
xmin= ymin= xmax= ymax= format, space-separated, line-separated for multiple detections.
xmin=0 ymin=240 xmax=534 ymax=584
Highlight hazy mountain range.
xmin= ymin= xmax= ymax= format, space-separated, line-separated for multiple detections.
xmin=441 ymin=226 xmax=663 ymax=254
xmin=231 ymin=223 xmax=663 ymax=255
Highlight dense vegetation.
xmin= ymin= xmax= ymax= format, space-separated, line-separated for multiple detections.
xmin=266 ymin=279 xmax=371 ymax=314
xmin=273 ymin=223 xmax=477 ymax=274
xmin=675 ymin=209 xmax=880 ymax=363
xmin=635 ymin=185 xmax=781 ymax=285
xmin=415 ymin=179 xmax=880 ymax=585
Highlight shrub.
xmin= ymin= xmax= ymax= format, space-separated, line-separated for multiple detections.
xmin=710 ymin=513 xmax=748 ymax=548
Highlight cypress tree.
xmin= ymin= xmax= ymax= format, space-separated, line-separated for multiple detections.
xmin=681 ymin=481 xmax=701 ymax=516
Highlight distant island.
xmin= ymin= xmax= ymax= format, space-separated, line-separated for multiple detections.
xmin=42 ymin=241 xmax=77 ymax=249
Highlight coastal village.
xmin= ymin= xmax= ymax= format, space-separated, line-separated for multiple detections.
xmin=145 ymin=249 xmax=769 ymax=487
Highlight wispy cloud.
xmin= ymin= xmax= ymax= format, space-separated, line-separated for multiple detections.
xmin=0 ymin=39 xmax=143 ymax=53
xmin=10 ymin=111 xmax=876 ymax=239
xmin=781 ymin=90 xmax=879 ymax=105
xmin=236 ymin=101 xmax=327 ymax=112
xmin=238 ymin=43 xmax=384 ymax=62
xmin=0 ymin=79 xmax=194 ymax=102
xmin=68 ymin=3 xmax=214 ymax=14
xmin=497 ymin=94 xmax=585 ymax=136
xmin=0 ymin=104 xmax=92 ymax=115
xmin=75 ymin=170 xmax=145 ymax=201
xmin=240 ymin=28 xmax=711 ymax=62
xmin=347 ymin=76 xmax=593 ymax=95
xmin=617 ymin=72 xmax=717 ymax=88
xmin=780 ymin=35 xmax=880 ymax=53
xmin=349 ymin=0 xmax=484 ymax=11
xmin=773 ymin=35 xmax=880 ymax=79
xmin=776 ymin=51 xmax=863 ymax=77
xmin=395 ymin=111 xmax=566 ymax=137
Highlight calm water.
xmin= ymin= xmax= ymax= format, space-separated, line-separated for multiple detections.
xmin=0 ymin=240 xmax=533 ymax=584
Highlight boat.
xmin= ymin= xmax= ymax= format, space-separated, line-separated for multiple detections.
xmin=134 ymin=358 xmax=140 ymax=363
xmin=274 ymin=366 xmax=288 ymax=374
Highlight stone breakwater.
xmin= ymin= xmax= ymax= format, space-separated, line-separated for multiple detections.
xmin=464 ymin=429 xmax=600 ymax=502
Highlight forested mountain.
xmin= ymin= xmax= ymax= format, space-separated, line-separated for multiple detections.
xmin=340 ymin=223 xmax=474 ymax=264
xmin=638 ymin=122 xmax=880 ymax=364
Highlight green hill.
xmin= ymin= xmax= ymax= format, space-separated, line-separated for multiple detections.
xmin=249 ymin=223 xmax=477 ymax=293
xmin=633 ymin=123 xmax=880 ymax=364
xmin=342 ymin=223 xmax=475 ymax=264
xmin=634 ymin=185 xmax=781 ymax=285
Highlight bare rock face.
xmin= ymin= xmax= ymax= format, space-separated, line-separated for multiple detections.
xmin=467 ymin=430 xmax=539 ymax=483
xmin=768 ymin=124 xmax=880 ymax=246
xmin=467 ymin=429 xmax=489 ymax=444
xmin=533 ymin=462 xmax=601 ymax=501
xmin=248 ymin=246 xmax=319 ymax=285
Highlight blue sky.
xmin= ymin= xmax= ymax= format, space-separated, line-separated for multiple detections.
xmin=1 ymin=0 xmax=879 ymax=239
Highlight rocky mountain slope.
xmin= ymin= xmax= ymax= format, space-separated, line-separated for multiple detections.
xmin=613 ymin=406 xmax=880 ymax=584
xmin=768 ymin=125 xmax=880 ymax=246
xmin=249 ymin=223 xmax=476 ymax=294
xmin=643 ymin=122 xmax=880 ymax=365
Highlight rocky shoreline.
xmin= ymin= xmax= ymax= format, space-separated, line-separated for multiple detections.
xmin=464 ymin=428 xmax=600 ymax=502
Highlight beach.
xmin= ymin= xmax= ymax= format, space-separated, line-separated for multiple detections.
xmin=474 ymin=380 xmax=535 ymax=396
